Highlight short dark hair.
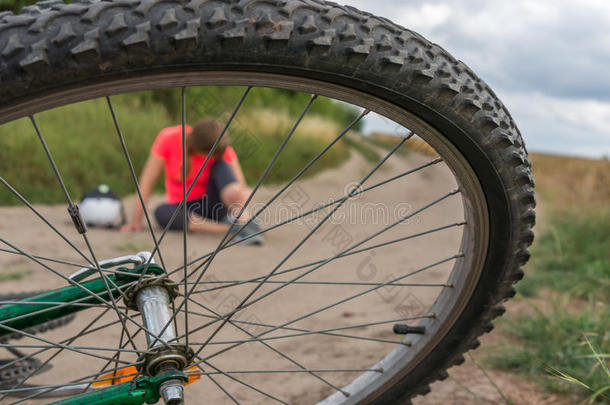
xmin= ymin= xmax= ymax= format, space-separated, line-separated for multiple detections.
xmin=188 ymin=118 xmax=228 ymax=158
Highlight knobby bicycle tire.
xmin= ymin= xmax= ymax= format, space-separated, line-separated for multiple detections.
xmin=0 ymin=0 xmax=535 ymax=403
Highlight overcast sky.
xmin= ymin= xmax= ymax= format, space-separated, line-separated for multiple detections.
xmin=345 ymin=0 xmax=610 ymax=158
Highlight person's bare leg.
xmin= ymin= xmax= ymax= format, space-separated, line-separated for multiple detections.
xmin=185 ymin=182 xmax=253 ymax=234
xmin=187 ymin=213 xmax=230 ymax=234
xmin=219 ymin=182 xmax=252 ymax=222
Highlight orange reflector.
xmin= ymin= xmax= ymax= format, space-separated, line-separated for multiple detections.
xmin=184 ymin=366 xmax=202 ymax=385
xmin=92 ymin=366 xmax=139 ymax=387
xmin=92 ymin=365 xmax=201 ymax=387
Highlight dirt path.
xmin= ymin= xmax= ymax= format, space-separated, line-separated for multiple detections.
xmin=0 ymin=149 xmax=558 ymax=404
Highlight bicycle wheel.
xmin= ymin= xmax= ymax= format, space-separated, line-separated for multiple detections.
xmin=0 ymin=1 xmax=535 ymax=404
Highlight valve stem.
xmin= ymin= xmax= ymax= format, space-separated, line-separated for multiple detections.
xmin=393 ymin=324 xmax=426 ymax=335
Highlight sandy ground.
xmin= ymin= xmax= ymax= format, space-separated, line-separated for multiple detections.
xmin=0 ymin=149 xmax=561 ymax=404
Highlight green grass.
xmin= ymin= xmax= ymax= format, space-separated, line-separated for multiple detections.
xmin=0 ymin=268 xmax=31 ymax=282
xmin=518 ymin=209 xmax=610 ymax=300
xmin=236 ymin=131 xmax=350 ymax=186
xmin=488 ymin=209 xmax=610 ymax=403
xmin=0 ymin=94 xmax=172 ymax=205
xmin=364 ymin=134 xmax=410 ymax=157
xmin=488 ymin=302 xmax=609 ymax=403
xmin=343 ymin=136 xmax=381 ymax=163
xmin=549 ymin=334 xmax=610 ymax=404
xmin=0 ymin=0 xmax=55 ymax=13
xmin=113 ymin=240 xmax=153 ymax=254
xmin=152 ymin=86 xmax=364 ymax=132
xmin=1 ymin=87 xmax=359 ymax=205
xmin=161 ymin=86 xmax=358 ymax=184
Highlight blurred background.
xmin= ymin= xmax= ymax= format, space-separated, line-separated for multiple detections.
xmin=0 ymin=1 xmax=608 ymax=404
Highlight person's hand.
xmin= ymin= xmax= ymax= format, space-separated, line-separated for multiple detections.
xmin=120 ymin=222 xmax=143 ymax=232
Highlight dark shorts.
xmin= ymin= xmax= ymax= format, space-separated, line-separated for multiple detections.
xmin=154 ymin=160 xmax=237 ymax=230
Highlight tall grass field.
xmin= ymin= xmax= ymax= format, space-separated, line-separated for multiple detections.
xmin=0 ymin=88 xmax=360 ymax=206
xmin=487 ymin=153 xmax=610 ymax=403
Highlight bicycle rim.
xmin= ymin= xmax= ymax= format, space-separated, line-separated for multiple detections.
xmin=0 ymin=72 xmax=488 ymax=404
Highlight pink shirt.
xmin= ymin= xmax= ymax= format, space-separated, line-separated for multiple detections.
xmin=151 ymin=125 xmax=237 ymax=204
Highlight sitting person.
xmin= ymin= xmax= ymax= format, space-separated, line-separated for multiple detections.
xmin=121 ymin=118 xmax=263 ymax=245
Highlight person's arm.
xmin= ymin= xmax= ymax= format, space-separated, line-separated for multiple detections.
xmin=121 ymin=154 xmax=164 ymax=231
xmin=229 ymin=158 xmax=247 ymax=187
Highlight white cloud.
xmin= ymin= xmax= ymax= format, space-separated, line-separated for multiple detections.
xmin=502 ymin=92 xmax=610 ymax=157
xmin=344 ymin=0 xmax=610 ymax=157
xmin=398 ymin=4 xmax=451 ymax=31
xmin=362 ymin=93 xmax=610 ymax=158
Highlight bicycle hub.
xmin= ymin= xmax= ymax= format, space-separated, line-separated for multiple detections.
xmin=127 ymin=275 xmax=193 ymax=405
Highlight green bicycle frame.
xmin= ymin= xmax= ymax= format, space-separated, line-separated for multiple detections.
xmin=0 ymin=264 xmax=163 ymax=338
xmin=0 ymin=263 xmax=172 ymax=404
xmin=48 ymin=371 xmax=188 ymax=405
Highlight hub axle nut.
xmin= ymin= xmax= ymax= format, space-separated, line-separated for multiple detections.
xmin=160 ymin=379 xmax=184 ymax=405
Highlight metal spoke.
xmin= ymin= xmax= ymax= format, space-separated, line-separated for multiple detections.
xmin=0 ymin=308 xmax=111 ymax=403
xmin=209 ymin=189 xmax=460 ymax=326
xmin=201 ymin=360 xmax=289 ymax=405
xmin=0 ymin=316 xmax=125 ymax=375
xmin=230 ymin=315 xmax=430 ymax=339
xmin=192 ymin=333 xmax=405 ymax=347
xmin=192 ymin=134 xmax=412 ymax=358
xmin=106 ymin=96 xmax=168 ymax=272
xmin=192 ymin=280 xmax=449 ymax=292
xmin=83 ymin=321 xmax=147 ymax=394
xmin=170 ymin=156 xmax=443 ymax=278
xmin=160 ymin=314 xmax=222 ymax=346
xmin=181 ymin=295 xmax=416 ymax=347
xmin=0 ymin=300 xmax=105 ymax=308
xmin=206 ymin=371 xmax=241 ymax=405
xmin=0 ymin=177 xmax=94 ymax=267
xmin=195 ymin=368 xmax=383 ymax=375
xmin=181 ymin=86 xmax=190 ymax=350
xmin=30 ymin=115 xmax=140 ymax=352
xmin=112 ymin=102 xmax=184 ymax=331
xmin=189 ymin=222 xmax=464 ymax=295
xmin=137 ymin=86 xmax=252 ymax=279
xmin=148 ymin=93 xmax=318 ymax=349
xmin=0 ymin=246 xmax=87 ymax=269
xmin=198 ymin=254 xmax=460 ymax=365
xmin=113 ymin=309 xmax=127 ymax=386
xmin=0 ymin=323 xmax=136 ymax=365
xmin=29 ymin=115 xmax=72 ymax=203
xmin=0 ymin=238 xmax=120 ymax=314
xmin=184 ymin=314 xmax=430 ymax=346
xmin=0 ymin=343 xmax=141 ymax=353
xmin=0 ymin=308 xmax=110 ymax=401
xmin=189 ymin=297 xmax=349 ymax=396
xmin=222 ymin=108 xmax=369 ymax=248
xmin=177 ymin=307 xmax=218 ymax=321
xmin=0 ymin=243 xmax=175 ymax=356
xmin=4 ymin=361 xmax=144 ymax=403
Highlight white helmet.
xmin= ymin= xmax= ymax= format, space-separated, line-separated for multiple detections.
xmin=80 ymin=184 xmax=125 ymax=228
